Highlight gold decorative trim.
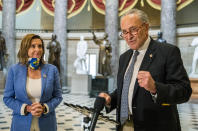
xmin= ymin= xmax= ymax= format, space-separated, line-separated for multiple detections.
xmin=87 ymin=0 xmax=91 ymax=11
xmin=16 ymin=0 xmax=36 ymax=16
xmin=52 ymin=0 xmax=55 ymax=8
xmin=119 ymin=0 xmax=127 ymax=11
xmin=177 ymin=0 xmax=194 ymax=11
xmin=91 ymin=0 xmax=105 ymax=15
xmin=102 ymin=0 xmax=106 ymax=5
xmin=146 ymin=0 xmax=161 ymax=10
xmin=68 ymin=0 xmax=76 ymax=13
xmin=0 ymin=0 xmax=3 ymax=7
xmin=16 ymin=0 xmax=25 ymax=13
xmin=177 ymin=0 xmax=181 ymax=4
xmin=40 ymin=0 xmax=54 ymax=16
xmin=68 ymin=0 xmax=87 ymax=18
xmin=146 ymin=0 xmax=194 ymax=11
xmin=40 ymin=0 xmax=87 ymax=18
xmin=119 ymin=0 xmax=138 ymax=16
xmin=141 ymin=0 xmax=144 ymax=7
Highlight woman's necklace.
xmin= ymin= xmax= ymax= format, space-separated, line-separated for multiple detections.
xmin=28 ymin=67 xmax=41 ymax=79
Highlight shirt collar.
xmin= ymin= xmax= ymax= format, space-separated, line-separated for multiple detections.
xmin=138 ymin=36 xmax=150 ymax=52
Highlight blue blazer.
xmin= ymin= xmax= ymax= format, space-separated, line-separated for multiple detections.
xmin=3 ymin=63 xmax=63 ymax=131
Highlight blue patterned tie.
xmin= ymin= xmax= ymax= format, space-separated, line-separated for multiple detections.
xmin=120 ymin=50 xmax=139 ymax=125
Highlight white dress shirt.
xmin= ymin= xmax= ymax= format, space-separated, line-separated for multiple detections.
xmin=125 ymin=37 xmax=151 ymax=114
xmin=26 ymin=77 xmax=42 ymax=131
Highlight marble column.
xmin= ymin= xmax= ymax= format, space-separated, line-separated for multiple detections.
xmin=161 ymin=0 xmax=176 ymax=45
xmin=2 ymin=0 xmax=16 ymax=68
xmin=54 ymin=0 xmax=67 ymax=88
xmin=105 ymin=0 xmax=119 ymax=91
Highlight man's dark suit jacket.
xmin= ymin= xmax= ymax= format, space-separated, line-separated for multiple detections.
xmin=108 ymin=38 xmax=192 ymax=131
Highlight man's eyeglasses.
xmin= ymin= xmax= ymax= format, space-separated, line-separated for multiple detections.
xmin=120 ymin=23 xmax=145 ymax=38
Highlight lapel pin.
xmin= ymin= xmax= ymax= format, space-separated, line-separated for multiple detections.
xmin=149 ymin=54 xmax=153 ymax=58
xmin=43 ymin=74 xmax=47 ymax=78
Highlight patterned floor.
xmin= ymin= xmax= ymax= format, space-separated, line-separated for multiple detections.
xmin=1 ymin=94 xmax=198 ymax=131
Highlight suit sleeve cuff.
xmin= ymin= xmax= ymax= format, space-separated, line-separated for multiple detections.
xmin=105 ymin=104 xmax=111 ymax=109
xmin=150 ymin=92 xmax=158 ymax=103
xmin=20 ymin=104 xmax=27 ymax=115
xmin=105 ymin=104 xmax=111 ymax=113
xmin=43 ymin=103 xmax=49 ymax=114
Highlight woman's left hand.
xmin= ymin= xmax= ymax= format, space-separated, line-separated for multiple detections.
xmin=31 ymin=102 xmax=43 ymax=117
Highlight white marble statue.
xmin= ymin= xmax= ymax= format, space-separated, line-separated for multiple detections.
xmin=189 ymin=37 xmax=198 ymax=77
xmin=74 ymin=36 xmax=88 ymax=74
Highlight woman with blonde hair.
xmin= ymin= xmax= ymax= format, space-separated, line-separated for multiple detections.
xmin=3 ymin=34 xmax=62 ymax=131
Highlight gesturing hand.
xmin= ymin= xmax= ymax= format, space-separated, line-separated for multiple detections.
xmin=137 ymin=71 xmax=156 ymax=94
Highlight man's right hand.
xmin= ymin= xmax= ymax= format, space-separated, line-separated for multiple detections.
xmin=98 ymin=92 xmax=111 ymax=106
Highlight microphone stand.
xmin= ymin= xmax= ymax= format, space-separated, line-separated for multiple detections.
xmin=88 ymin=97 xmax=105 ymax=131
xmin=89 ymin=111 xmax=100 ymax=131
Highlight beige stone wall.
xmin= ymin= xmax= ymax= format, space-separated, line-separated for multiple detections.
xmin=14 ymin=26 xmax=198 ymax=88
xmin=177 ymin=27 xmax=198 ymax=74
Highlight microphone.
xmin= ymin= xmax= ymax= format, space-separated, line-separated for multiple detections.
xmin=89 ymin=96 xmax=105 ymax=131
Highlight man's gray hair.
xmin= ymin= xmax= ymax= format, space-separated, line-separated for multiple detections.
xmin=121 ymin=8 xmax=149 ymax=24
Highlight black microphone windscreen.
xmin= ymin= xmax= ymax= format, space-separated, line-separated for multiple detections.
xmin=94 ymin=97 xmax=105 ymax=112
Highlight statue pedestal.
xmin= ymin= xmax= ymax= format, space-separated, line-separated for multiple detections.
xmin=0 ymin=71 xmax=5 ymax=94
xmin=190 ymin=78 xmax=198 ymax=99
xmin=90 ymin=76 xmax=114 ymax=97
xmin=71 ymin=74 xmax=92 ymax=95
xmin=189 ymin=73 xmax=198 ymax=78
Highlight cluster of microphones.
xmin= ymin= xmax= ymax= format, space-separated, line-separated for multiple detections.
xmin=64 ymin=96 xmax=118 ymax=131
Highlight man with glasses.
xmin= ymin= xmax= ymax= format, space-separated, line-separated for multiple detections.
xmin=99 ymin=9 xmax=191 ymax=131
